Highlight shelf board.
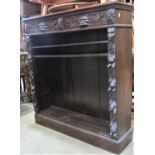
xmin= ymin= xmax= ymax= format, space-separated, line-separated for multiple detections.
xmin=33 ymin=53 xmax=108 ymax=58
xmin=32 ymin=40 xmax=108 ymax=49
xmin=37 ymin=105 xmax=110 ymax=137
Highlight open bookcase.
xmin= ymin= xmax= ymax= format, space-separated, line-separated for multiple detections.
xmin=23 ymin=2 xmax=133 ymax=153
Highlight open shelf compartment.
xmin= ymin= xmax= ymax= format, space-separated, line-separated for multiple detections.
xmin=37 ymin=105 xmax=110 ymax=137
xmin=30 ymin=28 xmax=108 ymax=47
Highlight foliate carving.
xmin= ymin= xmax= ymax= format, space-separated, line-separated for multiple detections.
xmin=110 ymin=122 xmax=118 ymax=138
xmin=107 ymin=61 xmax=115 ymax=68
xmin=38 ymin=22 xmax=49 ymax=32
xmin=107 ymin=28 xmax=116 ymax=70
xmin=24 ymin=33 xmax=30 ymax=42
xmin=108 ymin=52 xmax=115 ymax=63
xmin=27 ymin=42 xmax=40 ymax=114
xmin=107 ymin=8 xmax=115 ymax=24
xmin=109 ymin=99 xmax=117 ymax=114
xmin=64 ymin=16 xmax=78 ymax=29
xmin=24 ymin=11 xmax=110 ymax=34
xmin=79 ymin=15 xmax=90 ymax=27
xmin=108 ymin=78 xmax=116 ymax=92
xmin=107 ymin=27 xmax=118 ymax=139
xmin=107 ymin=27 xmax=115 ymax=39
xmin=107 ymin=27 xmax=116 ymax=69
xmin=57 ymin=17 xmax=64 ymax=25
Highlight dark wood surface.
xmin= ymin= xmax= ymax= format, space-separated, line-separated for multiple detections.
xmin=38 ymin=105 xmax=110 ymax=135
xmin=34 ymin=56 xmax=109 ymax=119
xmin=32 ymin=40 xmax=108 ymax=49
xmin=23 ymin=2 xmax=132 ymax=35
xmin=24 ymin=2 xmax=133 ymax=153
xmin=115 ymin=27 xmax=132 ymax=138
xmin=36 ymin=106 xmax=132 ymax=154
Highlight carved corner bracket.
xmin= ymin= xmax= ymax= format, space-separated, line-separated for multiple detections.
xmin=107 ymin=27 xmax=118 ymax=139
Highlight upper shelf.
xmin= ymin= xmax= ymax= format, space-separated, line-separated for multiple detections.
xmin=30 ymin=28 xmax=107 ymax=46
xmin=32 ymin=40 xmax=108 ymax=49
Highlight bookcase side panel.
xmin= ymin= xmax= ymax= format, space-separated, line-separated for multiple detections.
xmin=115 ymin=27 xmax=132 ymax=139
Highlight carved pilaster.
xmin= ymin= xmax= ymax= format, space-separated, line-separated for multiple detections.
xmin=107 ymin=27 xmax=118 ymax=139
xmin=26 ymin=36 xmax=40 ymax=114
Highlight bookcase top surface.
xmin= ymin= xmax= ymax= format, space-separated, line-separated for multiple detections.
xmin=23 ymin=2 xmax=133 ymax=22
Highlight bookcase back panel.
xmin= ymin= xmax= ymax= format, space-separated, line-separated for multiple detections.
xmin=35 ymin=57 xmax=110 ymax=120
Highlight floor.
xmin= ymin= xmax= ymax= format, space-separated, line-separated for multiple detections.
xmin=20 ymin=103 xmax=133 ymax=155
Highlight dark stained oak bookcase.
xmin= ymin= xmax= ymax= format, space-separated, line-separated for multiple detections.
xmin=23 ymin=2 xmax=133 ymax=153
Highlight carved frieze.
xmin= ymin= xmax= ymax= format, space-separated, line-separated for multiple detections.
xmin=24 ymin=9 xmax=115 ymax=34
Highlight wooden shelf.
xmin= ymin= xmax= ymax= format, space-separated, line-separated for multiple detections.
xmin=37 ymin=105 xmax=110 ymax=137
xmin=33 ymin=53 xmax=108 ymax=58
xmin=32 ymin=40 xmax=108 ymax=49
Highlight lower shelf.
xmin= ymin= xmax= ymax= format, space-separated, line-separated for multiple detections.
xmin=38 ymin=105 xmax=110 ymax=136
xmin=35 ymin=105 xmax=132 ymax=153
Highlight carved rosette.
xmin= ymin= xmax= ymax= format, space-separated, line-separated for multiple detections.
xmin=107 ymin=27 xmax=118 ymax=139
xmin=26 ymin=36 xmax=40 ymax=114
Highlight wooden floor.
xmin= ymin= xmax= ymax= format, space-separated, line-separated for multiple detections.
xmin=39 ymin=105 xmax=110 ymax=137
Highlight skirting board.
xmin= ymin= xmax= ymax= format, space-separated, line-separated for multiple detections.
xmin=35 ymin=113 xmax=133 ymax=154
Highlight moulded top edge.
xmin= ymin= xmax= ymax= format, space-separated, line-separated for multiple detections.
xmin=22 ymin=2 xmax=133 ymax=23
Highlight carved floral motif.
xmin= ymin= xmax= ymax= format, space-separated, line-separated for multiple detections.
xmin=107 ymin=27 xmax=118 ymax=139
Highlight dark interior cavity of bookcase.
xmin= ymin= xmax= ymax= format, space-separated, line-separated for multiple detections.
xmin=31 ymin=28 xmax=110 ymax=135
